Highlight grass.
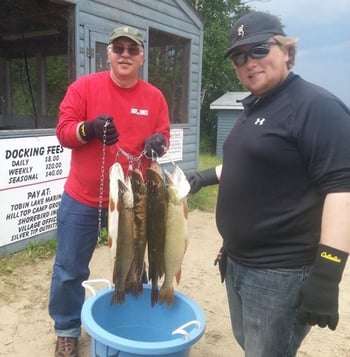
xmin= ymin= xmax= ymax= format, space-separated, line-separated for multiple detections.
xmin=0 ymin=153 xmax=222 ymax=272
xmin=0 ymin=239 xmax=57 ymax=276
xmin=187 ymin=153 xmax=222 ymax=212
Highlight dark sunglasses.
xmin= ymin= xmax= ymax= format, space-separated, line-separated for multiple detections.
xmin=230 ymin=42 xmax=278 ymax=66
xmin=111 ymin=44 xmax=142 ymax=56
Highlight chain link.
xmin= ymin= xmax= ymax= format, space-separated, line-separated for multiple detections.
xmin=116 ymin=145 xmax=147 ymax=175
xmin=97 ymin=120 xmax=110 ymax=241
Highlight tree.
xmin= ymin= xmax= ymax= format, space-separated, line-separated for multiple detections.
xmin=189 ymin=0 xmax=250 ymax=153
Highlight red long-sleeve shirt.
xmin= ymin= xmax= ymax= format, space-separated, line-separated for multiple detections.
xmin=56 ymin=71 xmax=170 ymax=207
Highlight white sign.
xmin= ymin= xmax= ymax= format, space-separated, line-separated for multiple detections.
xmin=0 ymin=136 xmax=71 ymax=247
xmin=157 ymin=128 xmax=183 ymax=164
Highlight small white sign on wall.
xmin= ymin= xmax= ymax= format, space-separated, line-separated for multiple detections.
xmin=157 ymin=128 xmax=183 ymax=164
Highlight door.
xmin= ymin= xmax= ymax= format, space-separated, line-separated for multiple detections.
xmin=88 ymin=30 xmax=110 ymax=74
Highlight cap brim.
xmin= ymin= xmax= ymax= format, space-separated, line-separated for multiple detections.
xmin=224 ymin=33 xmax=273 ymax=58
xmin=109 ymin=35 xmax=143 ymax=46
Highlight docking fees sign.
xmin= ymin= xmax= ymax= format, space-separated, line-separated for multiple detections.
xmin=0 ymin=136 xmax=71 ymax=248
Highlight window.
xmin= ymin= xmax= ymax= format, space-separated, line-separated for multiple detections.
xmin=0 ymin=1 xmax=75 ymax=130
xmin=148 ymin=29 xmax=190 ymax=124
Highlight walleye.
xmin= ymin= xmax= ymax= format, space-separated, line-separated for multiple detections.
xmin=129 ymin=169 xmax=148 ymax=296
xmin=108 ymin=162 xmax=125 ymax=263
xmin=159 ymin=165 xmax=190 ymax=306
xmin=146 ymin=161 xmax=168 ymax=306
xmin=111 ymin=177 xmax=134 ymax=304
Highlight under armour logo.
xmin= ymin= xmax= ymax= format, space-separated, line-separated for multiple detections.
xmin=237 ymin=25 xmax=245 ymax=38
xmin=254 ymin=118 xmax=265 ymax=125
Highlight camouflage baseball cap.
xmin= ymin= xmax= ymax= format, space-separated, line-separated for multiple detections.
xmin=109 ymin=26 xmax=144 ymax=46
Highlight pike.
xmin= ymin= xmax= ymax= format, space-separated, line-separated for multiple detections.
xmin=129 ymin=169 xmax=148 ymax=296
xmin=111 ymin=177 xmax=134 ymax=304
xmin=159 ymin=165 xmax=190 ymax=306
xmin=108 ymin=162 xmax=125 ymax=263
xmin=146 ymin=161 xmax=167 ymax=306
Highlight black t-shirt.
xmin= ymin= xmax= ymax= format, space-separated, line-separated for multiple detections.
xmin=216 ymin=72 xmax=350 ymax=268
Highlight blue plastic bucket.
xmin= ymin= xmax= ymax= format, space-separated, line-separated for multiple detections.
xmin=81 ymin=281 xmax=206 ymax=357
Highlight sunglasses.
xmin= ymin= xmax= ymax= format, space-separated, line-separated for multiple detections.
xmin=230 ymin=42 xmax=278 ymax=67
xmin=111 ymin=44 xmax=142 ymax=56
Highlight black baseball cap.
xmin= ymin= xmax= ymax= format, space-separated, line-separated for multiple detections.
xmin=224 ymin=11 xmax=285 ymax=58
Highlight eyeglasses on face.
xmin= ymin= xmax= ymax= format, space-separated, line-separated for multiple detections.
xmin=111 ymin=44 xmax=142 ymax=56
xmin=230 ymin=42 xmax=278 ymax=67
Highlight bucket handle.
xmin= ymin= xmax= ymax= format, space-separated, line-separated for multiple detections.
xmin=82 ymin=279 xmax=113 ymax=296
xmin=172 ymin=320 xmax=201 ymax=341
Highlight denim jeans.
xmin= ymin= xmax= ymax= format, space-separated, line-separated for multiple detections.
xmin=49 ymin=192 xmax=107 ymax=338
xmin=225 ymin=257 xmax=312 ymax=357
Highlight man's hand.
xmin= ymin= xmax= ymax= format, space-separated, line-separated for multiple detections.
xmin=297 ymin=244 xmax=348 ymax=330
xmin=144 ymin=133 xmax=166 ymax=157
xmin=79 ymin=115 xmax=119 ymax=145
xmin=185 ymin=167 xmax=219 ymax=195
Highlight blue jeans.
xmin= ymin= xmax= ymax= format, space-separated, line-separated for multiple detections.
xmin=225 ymin=257 xmax=312 ymax=357
xmin=49 ymin=192 xmax=107 ymax=338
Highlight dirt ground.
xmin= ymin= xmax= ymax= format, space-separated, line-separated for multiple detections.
xmin=0 ymin=209 xmax=350 ymax=356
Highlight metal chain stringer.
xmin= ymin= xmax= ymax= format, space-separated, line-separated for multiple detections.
xmin=115 ymin=145 xmax=147 ymax=176
xmin=97 ymin=120 xmax=110 ymax=241
xmin=97 ymin=135 xmax=171 ymax=240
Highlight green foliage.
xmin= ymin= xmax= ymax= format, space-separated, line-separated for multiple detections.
xmin=98 ymin=227 xmax=109 ymax=246
xmin=10 ymin=55 xmax=68 ymax=121
xmin=188 ymin=0 xmax=251 ymax=153
xmin=187 ymin=153 xmax=222 ymax=212
xmin=46 ymin=55 xmax=69 ymax=116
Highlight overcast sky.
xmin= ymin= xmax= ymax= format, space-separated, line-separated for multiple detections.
xmin=247 ymin=0 xmax=350 ymax=106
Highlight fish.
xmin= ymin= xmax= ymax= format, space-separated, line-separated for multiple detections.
xmin=111 ymin=177 xmax=134 ymax=304
xmin=108 ymin=162 xmax=125 ymax=263
xmin=159 ymin=165 xmax=190 ymax=306
xmin=129 ymin=168 xmax=148 ymax=296
xmin=146 ymin=161 xmax=168 ymax=306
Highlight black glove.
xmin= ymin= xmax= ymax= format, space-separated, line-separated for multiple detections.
xmin=185 ymin=167 xmax=219 ymax=195
xmin=144 ymin=133 xmax=166 ymax=157
xmin=297 ymin=244 xmax=348 ymax=330
xmin=79 ymin=115 xmax=119 ymax=145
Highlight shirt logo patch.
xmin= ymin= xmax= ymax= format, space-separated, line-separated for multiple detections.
xmin=254 ymin=118 xmax=265 ymax=125
xmin=131 ymin=108 xmax=149 ymax=116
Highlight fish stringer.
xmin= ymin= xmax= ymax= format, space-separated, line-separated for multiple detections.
xmin=115 ymin=144 xmax=146 ymax=176
xmin=97 ymin=119 xmax=110 ymax=241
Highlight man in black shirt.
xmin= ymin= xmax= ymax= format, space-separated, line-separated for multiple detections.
xmin=187 ymin=11 xmax=350 ymax=357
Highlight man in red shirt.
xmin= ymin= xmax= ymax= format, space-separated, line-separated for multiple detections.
xmin=49 ymin=25 xmax=170 ymax=357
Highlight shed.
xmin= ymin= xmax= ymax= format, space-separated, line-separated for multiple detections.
xmin=0 ymin=0 xmax=203 ymax=255
xmin=210 ymin=91 xmax=249 ymax=157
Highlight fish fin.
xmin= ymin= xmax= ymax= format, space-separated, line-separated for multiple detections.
xmin=182 ymin=199 xmax=188 ymax=219
xmin=133 ymin=281 xmax=143 ymax=297
xmin=159 ymin=286 xmax=175 ymax=307
xmin=107 ymin=236 xmax=112 ymax=248
xmin=109 ymin=198 xmax=116 ymax=211
xmin=110 ymin=289 xmax=125 ymax=305
xmin=175 ymin=269 xmax=182 ymax=285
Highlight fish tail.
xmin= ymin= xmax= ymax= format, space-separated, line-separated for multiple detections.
xmin=134 ymin=281 xmax=143 ymax=296
xmin=111 ymin=289 xmax=126 ymax=305
xmin=151 ymin=284 xmax=159 ymax=307
xmin=128 ymin=281 xmax=143 ymax=297
xmin=159 ymin=286 xmax=175 ymax=307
